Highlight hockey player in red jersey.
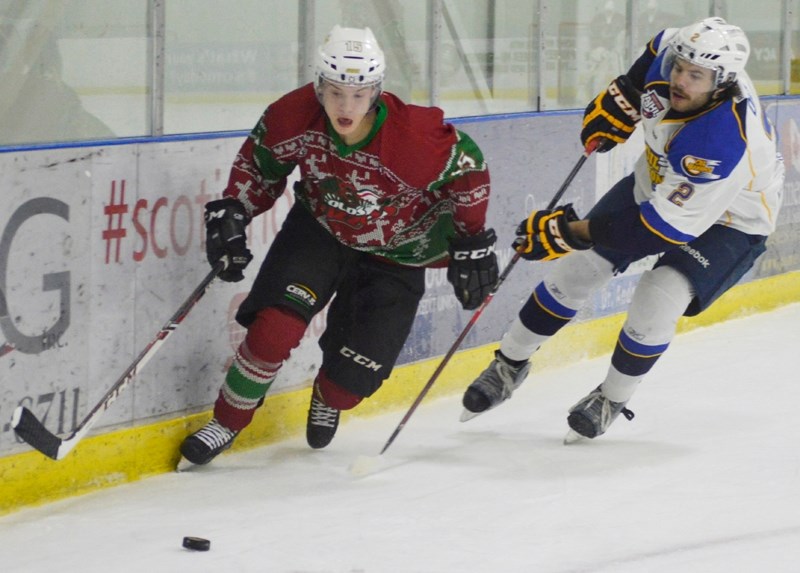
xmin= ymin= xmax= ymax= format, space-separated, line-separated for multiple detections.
xmin=180 ymin=26 xmax=497 ymax=465
xmin=461 ymin=17 xmax=783 ymax=442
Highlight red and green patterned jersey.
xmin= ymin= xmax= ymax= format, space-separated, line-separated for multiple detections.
xmin=223 ymin=83 xmax=491 ymax=267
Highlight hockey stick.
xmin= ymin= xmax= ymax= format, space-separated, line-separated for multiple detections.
xmin=12 ymin=260 xmax=225 ymax=460
xmin=372 ymin=148 xmax=596 ymax=459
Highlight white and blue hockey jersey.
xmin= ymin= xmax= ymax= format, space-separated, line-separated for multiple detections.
xmin=629 ymin=29 xmax=783 ymax=245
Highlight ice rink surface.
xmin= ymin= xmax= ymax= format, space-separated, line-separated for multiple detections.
xmin=2 ymin=303 xmax=799 ymax=573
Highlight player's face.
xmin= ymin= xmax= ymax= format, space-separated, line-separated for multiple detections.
xmin=320 ymin=80 xmax=377 ymax=144
xmin=669 ymin=58 xmax=717 ymax=112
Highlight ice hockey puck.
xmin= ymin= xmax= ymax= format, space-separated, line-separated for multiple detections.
xmin=182 ymin=536 xmax=210 ymax=551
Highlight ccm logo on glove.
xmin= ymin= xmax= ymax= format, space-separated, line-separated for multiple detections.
xmin=608 ymin=80 xmax=641 ymax=123
xmin=581 ymin=74 xmax=642 ymax=152
xmin=451 ymin=245 xmax=495 ymax=260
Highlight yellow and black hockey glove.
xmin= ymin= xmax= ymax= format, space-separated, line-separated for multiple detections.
xmin=581 ymin=75 xmax=642 ymax=153
xmin=513 ymin=204 xmax=592 ymax=261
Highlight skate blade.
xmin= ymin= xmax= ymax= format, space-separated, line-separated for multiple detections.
xmin=459 ymin=408 xmax=482 ymax=422
xmin=176 ymin=456 xmax=196 ymax=472
xmin=563 ymin=429 xmax=585 ymax=445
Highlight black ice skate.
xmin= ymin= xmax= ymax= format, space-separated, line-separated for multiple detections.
xmin=460 ymin=350 xmax=531 ymax=421
xmin=564 ymin=385 xmax=635 ymax=444
xmin=306 ymin=387 xmax=340 ymax=449
xmin=179 ymin=418 xmax=239 ymax=466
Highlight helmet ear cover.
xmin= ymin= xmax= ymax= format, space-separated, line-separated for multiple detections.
xmin=660 ymin=17 xmax=750 ymax=89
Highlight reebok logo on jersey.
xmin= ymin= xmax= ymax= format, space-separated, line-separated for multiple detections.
xmin=681 ymin=156 xmax=721 ymax=180
xmin=640 ymin=91 xmax=665 ymax=119
xmin=284 ymin=283 xmax=317 ymax=309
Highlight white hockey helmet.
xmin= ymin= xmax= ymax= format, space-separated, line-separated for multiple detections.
xmin=315 ymin=25 xmax=385 ymax=103
xmin=661 ymin=17 xmax=750 ymax=88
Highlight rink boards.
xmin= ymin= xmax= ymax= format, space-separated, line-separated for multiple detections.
xmin=1 ymin=101 xmax=800 ymax=513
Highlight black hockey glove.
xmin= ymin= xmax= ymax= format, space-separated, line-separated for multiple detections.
xmin=581 ymin=75 xmax=642 ymax=153
xmin=447 ymin=229 xmax=499 ymax=311
xmin=205 ymin=197 xmax=253 ymax=282
xmin=513 ymin=204 xmax=592 ymax=261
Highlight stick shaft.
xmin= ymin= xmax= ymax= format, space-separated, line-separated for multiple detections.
xmin=377 ymin=150 xmax=593 ymax=455
xmin=13 ymin=262 xmax=223 ymax=460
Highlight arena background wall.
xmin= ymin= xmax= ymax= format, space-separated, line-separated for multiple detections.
xmin=2 ymin=101 xmax=799 ymax=515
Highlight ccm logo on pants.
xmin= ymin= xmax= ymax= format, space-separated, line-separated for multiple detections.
xmin=340 ymin=346 xmax=382 ymax=372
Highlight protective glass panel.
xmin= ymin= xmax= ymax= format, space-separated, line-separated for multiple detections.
xmin=722 ymin=0 xmax=784 ymax=95
xmin=163 ymin=0 xmax=299 ymax=134
xmin=631 ymin=0 xmax=708 ymax=53
xmin=434 ymin=0 xmax=538 ymax=116
xmin=794 ymin=5 xmax=800 ymax=95
xmin=0 ymin=0 xmax=795 ymax=146
xmin=0 ymin=0 xmax=146 ymax=146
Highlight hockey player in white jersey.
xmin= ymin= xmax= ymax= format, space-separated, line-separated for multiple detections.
xmin=461 ymin=17 xmax=784 ymax=441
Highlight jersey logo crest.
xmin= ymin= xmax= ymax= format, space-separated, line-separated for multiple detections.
xmin=681 ymin=155 xmax=721 ymax=180
xmin=640 ymin=90 xmax=665 ymax=119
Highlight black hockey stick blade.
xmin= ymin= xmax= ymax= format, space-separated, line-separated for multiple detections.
xmin=11 ymin=406 xmax=63 ymax=460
